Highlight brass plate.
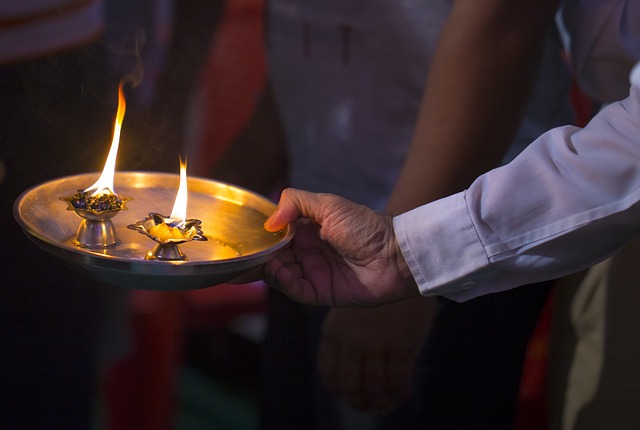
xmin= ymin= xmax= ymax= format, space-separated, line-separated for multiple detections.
xmin=14 ymin=171 xmax=292 ymax=290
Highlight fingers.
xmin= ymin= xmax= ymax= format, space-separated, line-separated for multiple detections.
xmin=318 ymin=333 xmax=366 ymax=407
xmin=264 ymin=188 xmax=308 ymax=232
xmin=264 ymin=188 xmax=336 ymax=232
xmin=318 ymin=315 xmax=401 ymax=412
xmin=227 ymin=266 xmax=265 ymax=284
xmin=322 ymin=349 xmax=399 ymax=412
xmin=263 ymin=257 xmax=321 ymax=306
xmin=358 ymin=351 xmax=395 ymax=412
xmin=385 ymin=353 xmax=413 ymax=404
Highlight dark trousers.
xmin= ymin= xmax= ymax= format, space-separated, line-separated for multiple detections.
xmin=380 ymin=283 xmax=552 ymax=430
xmin=259 ymin=282 xmax=552 ymax=430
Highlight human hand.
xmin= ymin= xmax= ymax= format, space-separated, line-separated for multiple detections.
xmin=318 ymin=296 xmax=436 ymax=412
xmin=261 ymin=188 xmax=419 ymax=307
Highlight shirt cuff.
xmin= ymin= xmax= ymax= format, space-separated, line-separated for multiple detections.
xmin=393 ymin=191 xmax=502 ymax=302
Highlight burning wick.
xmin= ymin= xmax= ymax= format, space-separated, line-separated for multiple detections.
xmin=86 ymin=81 xmax=126 ymax=197
xmin=168 ymin=157 xmax=188 ymax=228
xmin=128 ymin=158 xmax=206 ymax=260
xmin=63 ymin=81 xmax=130 ymax=215
xmin=148 ymin=158 xmax=193 ymax=241
xmin=61 ymin=82 xmax=131 ymax=248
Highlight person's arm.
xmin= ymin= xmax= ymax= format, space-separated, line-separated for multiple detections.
xmin=396 ymin=83 xmax=640 ymax=302
xmin=387 ymin=0 xmax=559 ymax=210
xmin=262 ymin=189 xmax=418 ymax=307
xmin=318 ymin=0 xmax=560 ymax=411
xmin=261 ymin=74 xmax=640 ymax=307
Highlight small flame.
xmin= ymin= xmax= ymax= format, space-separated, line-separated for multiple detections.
xmin=85 ymin=82 xmax=126 ymax=196
xmin=169 ymin=158 xmax=188 ymax=227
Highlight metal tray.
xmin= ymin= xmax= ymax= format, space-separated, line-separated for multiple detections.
xmin=13 ymin=171 xmax=292 ymax=290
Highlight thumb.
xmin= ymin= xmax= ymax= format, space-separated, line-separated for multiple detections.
xmin=264 ymin=188 xmax=324 ymax=232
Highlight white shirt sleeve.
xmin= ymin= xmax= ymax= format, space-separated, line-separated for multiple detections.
xmin=562 ymin=0 xmax=640 ymax=103
xmin=394 ymin=83 xmax=640 ymax=302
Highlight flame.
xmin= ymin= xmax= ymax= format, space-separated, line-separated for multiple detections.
xmin=85 ymin=82 xmax=126 ymax=196
xmin=169 ymin=158 xmax=188 ymax=227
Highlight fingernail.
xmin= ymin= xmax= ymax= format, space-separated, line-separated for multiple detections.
xmin=263 ymin=214 xmax=281 ymax=232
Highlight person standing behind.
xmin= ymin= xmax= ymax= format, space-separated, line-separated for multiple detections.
xmin=209 ymin=0 xmax=573 ymax=428
xmin=549 ymin=1 xmax=640 ymax=429
xmin=0 ymin=2 xmax=122 ymax=428
xmin=0 ymin=1 xmax=188 ymax=427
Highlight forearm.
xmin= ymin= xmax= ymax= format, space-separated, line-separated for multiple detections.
xmin=387 ymin=0 xmax=559 ymax=214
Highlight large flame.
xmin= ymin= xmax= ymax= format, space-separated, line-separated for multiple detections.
xmin=169 ymin=158 xmax=188 ymax=227
xmin=85 ymin=82 xmax=126 ymax=196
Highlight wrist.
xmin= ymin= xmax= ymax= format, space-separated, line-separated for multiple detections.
xmin=388 ymin=217 xmax=419 ymax=298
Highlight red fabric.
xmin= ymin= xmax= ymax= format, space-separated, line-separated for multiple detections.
xmin=514 ymin=294 xmax=553 ymax=430
xmin=570 ymin=79 xmax=595 ymax=127
xmin=189 ymin=0 xmax=267 ymax=176
xmin=104 ymin=292 xmax=185 ymax=430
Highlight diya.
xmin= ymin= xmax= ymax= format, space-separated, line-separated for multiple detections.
xmin=13 ymin=83 xmax=292 ymax=290
xmin=14 ymin=171 xmax=293 ymax=290
xmin=60 ymin=82 xmax=130 ymax=248
xmin=127 ymin=159 xmax=208 ymax=261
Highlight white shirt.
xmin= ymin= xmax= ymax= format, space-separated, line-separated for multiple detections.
xmin=394 ymin=79 xmax=640 ymax=302
xmin=562 ymin=0 xmax=640 ymax=103
xmin=266 ymin=0 xmax=572 ymax=211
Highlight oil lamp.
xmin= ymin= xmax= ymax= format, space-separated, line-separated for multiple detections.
xmin=15 ymin=170 xmax=293 ymax=290
xmin=128 ymin=159 xmax=207 ymax=260
xmin=61 ymin=82 xmax=131 ymax=248
xmin=15 ymin=84 xmax=293 ymax=289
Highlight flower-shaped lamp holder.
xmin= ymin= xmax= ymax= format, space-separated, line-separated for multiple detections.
xmin=61 ymin=190 xmax=131 ymax=248
xmin=127 ymin=212 xmax=207 ymax=261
